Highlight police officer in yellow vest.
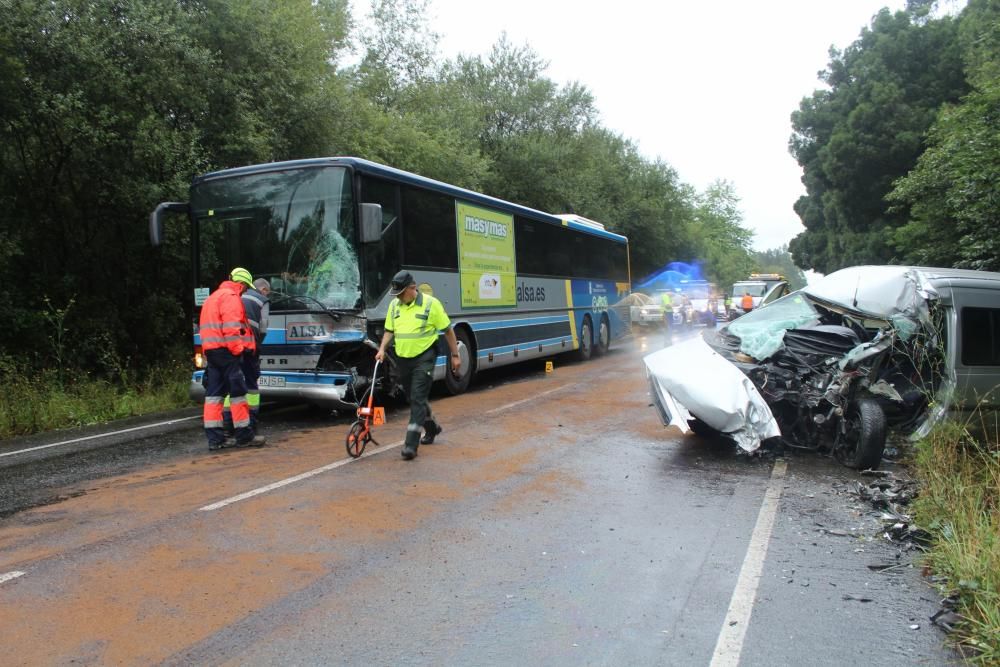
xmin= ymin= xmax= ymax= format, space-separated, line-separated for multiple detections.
xmin=660 ymin=290 xmax=673 ymax=330
xmin=375 ymin=271 xmax=461 ymax=460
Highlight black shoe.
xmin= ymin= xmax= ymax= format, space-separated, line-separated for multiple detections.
xmin=236 ymin=435 xmax=267 ymax=448
xmin=209 ymin=437 xmax=235 ymax=451
xmin=401 ymin=444 xmax=418 ymax=460
xmin=420 ymin=421 xmax=442 ymax=445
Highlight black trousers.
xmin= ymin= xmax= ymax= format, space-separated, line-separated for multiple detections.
xmin=394 ymin=347 xmax=437 ymax=448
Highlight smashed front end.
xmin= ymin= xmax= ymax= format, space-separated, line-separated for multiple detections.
xmin=644 ymin=267 xmax=948 ymax=460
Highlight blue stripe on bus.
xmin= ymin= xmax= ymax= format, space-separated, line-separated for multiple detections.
xmin=469 ymin=315 xmax=569 ymax=331
xmin=429 ymin=335 xmax=572 ymax=370
xmin=194 ymin=329 xmax=365 ymax=346
xmin=474 ymin=336 xmax=572 ymax=358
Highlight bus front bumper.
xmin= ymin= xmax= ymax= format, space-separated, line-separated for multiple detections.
xmin=190 ymin=370 xmax=356 ymax=410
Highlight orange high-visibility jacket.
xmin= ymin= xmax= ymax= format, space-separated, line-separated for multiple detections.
xmin=199 ymin=280 xmax=254 ymax=356
xmin=741 ymin=293 xmax=754 ymax=311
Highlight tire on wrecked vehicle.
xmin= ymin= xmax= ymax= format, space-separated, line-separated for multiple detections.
xmin=836 ymin=398 xmax=887 ymax=470
xmin=687 ymin=418 xmax=718 ymax=438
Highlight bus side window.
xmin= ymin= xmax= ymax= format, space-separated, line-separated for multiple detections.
xmin=402 ymin=186 xmax=457 ymax=269
xmin=360 ymin=176 xmax=401 ymax=306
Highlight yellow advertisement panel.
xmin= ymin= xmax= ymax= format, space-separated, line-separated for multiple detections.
xmin=456 ymin=201 xmax=516 ymax=308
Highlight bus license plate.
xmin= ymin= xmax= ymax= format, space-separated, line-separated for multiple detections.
xmin=258 ymin=376 xmax=286 ymax=388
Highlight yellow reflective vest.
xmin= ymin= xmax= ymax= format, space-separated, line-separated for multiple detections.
xmin=385 ymin=292 xmax=451 ymax=358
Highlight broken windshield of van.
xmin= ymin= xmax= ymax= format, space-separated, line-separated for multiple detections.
xmin=726 ymin=292 xmax=820 ymax=360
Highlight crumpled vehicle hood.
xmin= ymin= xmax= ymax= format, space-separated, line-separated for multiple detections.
xmin=644 ymin=336 xmax=780 ymax=452
xmin=643 ymin=266 xmax=953 ymax=453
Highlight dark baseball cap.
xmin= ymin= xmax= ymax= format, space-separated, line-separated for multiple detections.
xmin=389 ymin=270 xmax=415 ymax=296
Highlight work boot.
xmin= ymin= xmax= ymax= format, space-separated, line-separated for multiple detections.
xmin=209 ymin=437 xmax=235 ymax=451
xmin=401 ymin=443 xmax=418 ymax=460
xmin=420 ymin=421 xmax=442 ymax=445
xmin=237 ymin=435 xmax=267 ymax=447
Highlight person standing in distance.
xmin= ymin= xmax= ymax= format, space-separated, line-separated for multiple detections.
xmin=199 ymin=268 xmax=260 ymax=450
xmin=375 ymin=271 xmax=461 ymax=460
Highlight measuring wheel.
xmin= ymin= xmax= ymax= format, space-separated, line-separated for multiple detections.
xmin=345 ymin=420 xmax=370 ymax=458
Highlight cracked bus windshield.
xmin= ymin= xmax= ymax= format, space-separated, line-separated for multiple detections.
xmin=192 ymin=166 xmax=361 ymax=311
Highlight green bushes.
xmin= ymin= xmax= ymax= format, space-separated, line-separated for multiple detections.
xmin=912 ymin=419 xmax=1000 ymax=663
xmin=0 ymin=358 xmax=191 ymax=440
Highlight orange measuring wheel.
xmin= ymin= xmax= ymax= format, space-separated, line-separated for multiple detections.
xmin=346 ymin=360 xmax=384 ymax=458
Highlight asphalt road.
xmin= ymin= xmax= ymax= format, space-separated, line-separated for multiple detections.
xmin=0 ymin=327 xmax=958 ymax=665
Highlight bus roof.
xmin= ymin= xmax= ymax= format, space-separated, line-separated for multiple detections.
xmin=193 ymin=157 xmax=628 ymax=244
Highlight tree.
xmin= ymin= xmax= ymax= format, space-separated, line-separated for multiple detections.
xmin=686 ymin=181 xmax=755 ymax=289
xmin=888 ymin=0 xmax=1000 ymax=270
xmin=353 ymin=0 xmax=440 ymax=111
xmin=0 ymin=0 xmax=352 ymax=376
xmin=752 ymin=246 xmax=809 ymax=290
xmin=788 ymin=6 xmax=968 ymax=273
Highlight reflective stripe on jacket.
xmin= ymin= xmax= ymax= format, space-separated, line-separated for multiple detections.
xmin=199 ymin=280 xmax=253 ymax=355
xmin=241 ymin=287 xmax=269 ymax=346
xmin=385 ymin=292 xmax=451 ymax=358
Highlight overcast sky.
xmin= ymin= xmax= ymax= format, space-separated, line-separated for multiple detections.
xmin=423 ymin=0 xmax=910 ymax=251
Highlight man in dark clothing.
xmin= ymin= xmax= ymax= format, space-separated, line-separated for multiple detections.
xmin=241 ymin=274 xmax=270 ymax=434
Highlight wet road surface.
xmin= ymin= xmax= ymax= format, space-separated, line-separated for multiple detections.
xmin=0 ymin=328 xmax=958 ymax=665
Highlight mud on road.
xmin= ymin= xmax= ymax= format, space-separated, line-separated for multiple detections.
xmin=0 ymin=329 xmax=957 ymax=665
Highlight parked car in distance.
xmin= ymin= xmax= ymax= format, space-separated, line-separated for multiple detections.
xmin=622 ymin=292 xmax=663 ymax=327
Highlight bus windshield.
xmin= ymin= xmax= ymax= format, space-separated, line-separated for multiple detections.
xmin=191 ymin=166 xmax=360 ymax=311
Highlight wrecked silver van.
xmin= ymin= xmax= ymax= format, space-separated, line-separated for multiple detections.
xmin=644 ymin=266 xmax=1000 ymax=469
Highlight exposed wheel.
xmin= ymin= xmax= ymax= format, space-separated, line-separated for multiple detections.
xmin=444 ymin=327 xmax=475 ymax=395
xmin=688 ymin=418 xmax=718 ymax=437
xmin=346 ymin=420 xmax=368 ymax=458
xmin=594 ymin=316 xmax=611 ymax=356
xmin=575 ymin=316 xmax=593 ymax=361
xmin=836 ymin=398 xmax=886 ymax=470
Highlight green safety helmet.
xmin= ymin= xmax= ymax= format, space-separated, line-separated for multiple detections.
xmin=230 ymin=267 xmax=254 ymax=288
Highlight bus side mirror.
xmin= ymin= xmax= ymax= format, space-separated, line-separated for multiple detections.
xmin=149 ymin=202 xmax=189 ymax=246
xmin=359 ymin=203 xmax=383 ymax=244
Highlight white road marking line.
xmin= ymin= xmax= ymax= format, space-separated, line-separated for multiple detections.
xmin=0 ymin=571 xmax=26 ymax=584
xmin=0 ymin=416 xmax=202 ymax=458
xmin=484 ymin=383 xmax=575 ymax=415
xmin=199 ymin=439 xmax=405 ymax=511
xmin=203 ymin=385 xmax=576 ymax=511
xmin=710 ymin=459 xmax=788 ymax=667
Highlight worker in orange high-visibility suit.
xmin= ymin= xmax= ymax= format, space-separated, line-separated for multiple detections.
xmin=199 ymin=269 xmax=261 ymax=450
xmin=741 ymin=291 xmax=754 ymax=313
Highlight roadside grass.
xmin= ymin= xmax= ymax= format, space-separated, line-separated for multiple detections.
xmin=912 ymin=417 xmax=1000 ymax=664
xmin=0 ymin=363 xmax=192 ymax=440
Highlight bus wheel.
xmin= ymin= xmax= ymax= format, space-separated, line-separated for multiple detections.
xmin=594 ymin=316 xmax=611 ymax=356
xmin=444 ymin=328 xmax=475 ymax=395
xmin=575 ymin=316 xmax=593 ymax=361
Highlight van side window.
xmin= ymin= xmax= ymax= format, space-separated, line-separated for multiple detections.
xmin=961 ymin=307 xmax=1000 ymax=366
